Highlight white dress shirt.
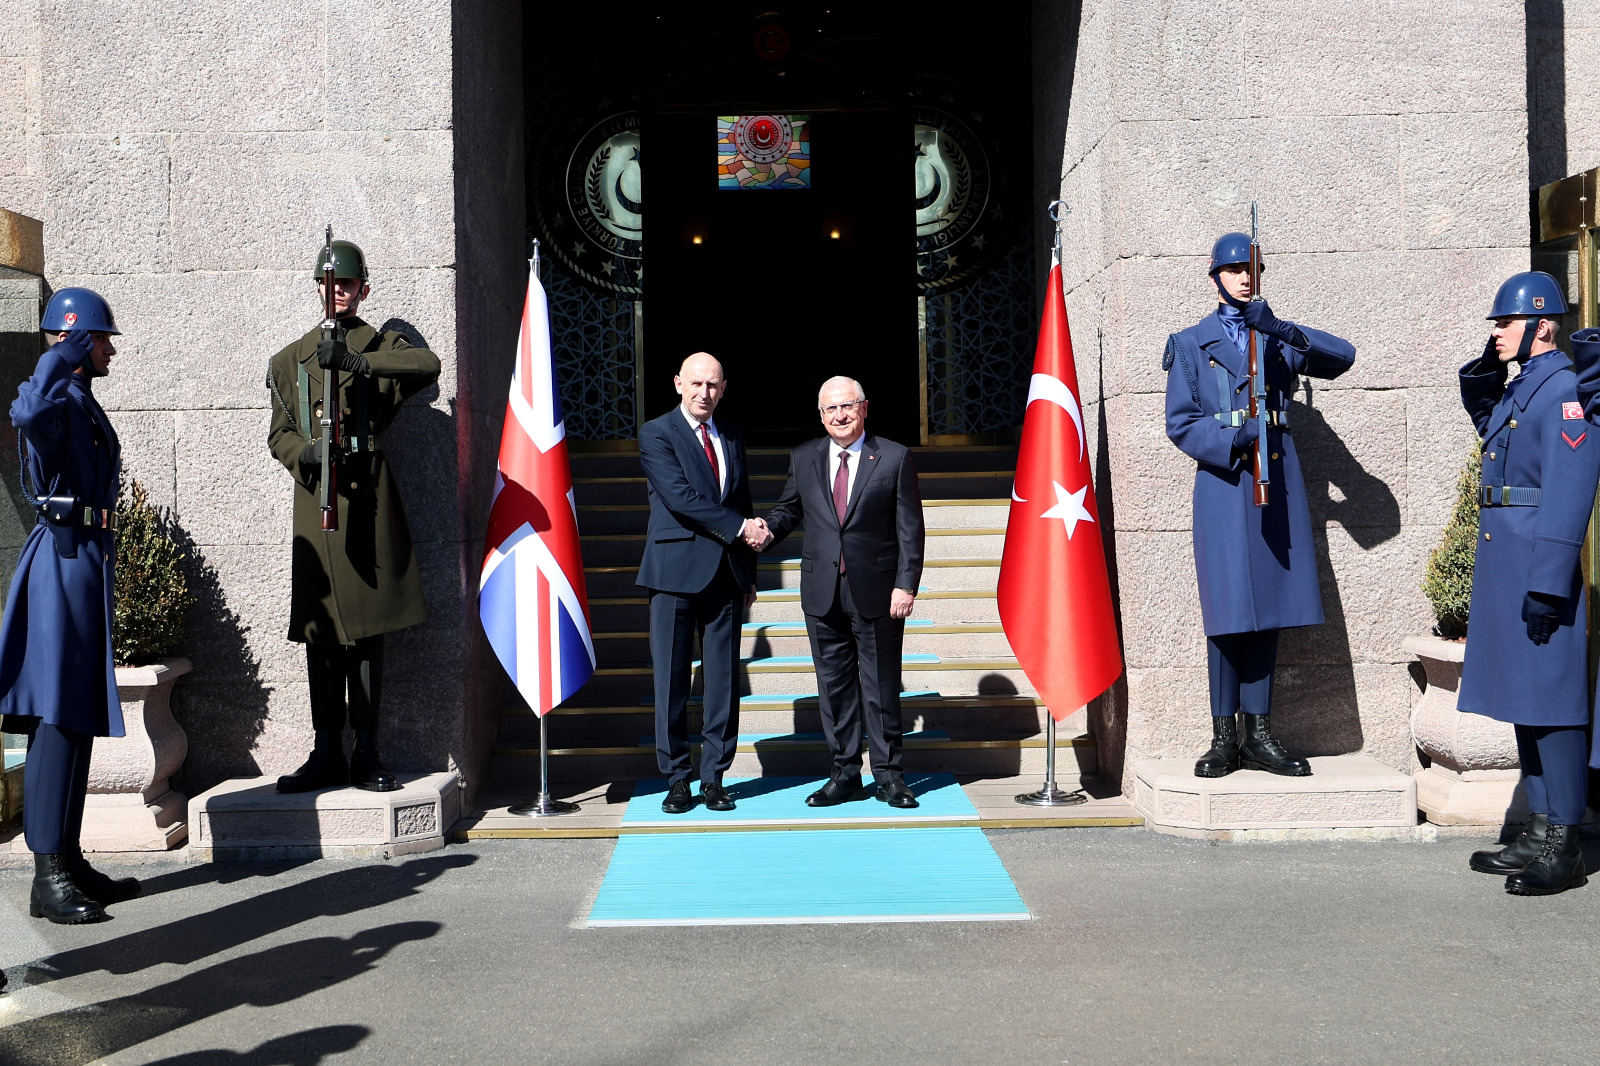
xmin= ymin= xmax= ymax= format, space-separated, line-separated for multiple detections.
xmin=681 ymin=406 xmax=727 ymax=497
xmin=829 ymin=435 xmax=865 ymax=509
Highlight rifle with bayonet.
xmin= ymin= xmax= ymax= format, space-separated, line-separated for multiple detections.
xmin=1246 ymin=203 xmax=1269 ymax=507
xmin=319 ymin=223 xmax=342 ymax=532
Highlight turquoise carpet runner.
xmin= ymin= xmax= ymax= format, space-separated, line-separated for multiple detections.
xmin=587 ymin=776 xmax=1029 ymax=926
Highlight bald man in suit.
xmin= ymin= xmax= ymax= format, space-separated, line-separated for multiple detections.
xmin=637 ymin=353 xmax=768 ymax=815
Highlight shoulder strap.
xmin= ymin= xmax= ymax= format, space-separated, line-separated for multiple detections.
xmin=1164 ymin=335 xmax=1200 ymax=405
xmin=297 ymin=362 xmax=313 ymax=442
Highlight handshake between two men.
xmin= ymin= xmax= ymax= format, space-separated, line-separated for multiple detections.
xmin=739 ymin=514 xmax=916 ymax=623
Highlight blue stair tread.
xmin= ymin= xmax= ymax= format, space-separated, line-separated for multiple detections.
xmin=622 ymin=773 xmax=976 ymax=825
xmin=637 ymin=730 xmax=950 ymax=747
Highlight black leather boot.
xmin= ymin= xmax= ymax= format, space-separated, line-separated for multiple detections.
xmin=30 ymin=853 xmax=104 ymax=924
xmin=64 ymin=848 xmax=141 ymax=905
xmin=1239 ymin=713 xmax=1311 ymax=776
xmin=1506 ymin=823 xmax=1588 ymax=896
xmin=276 ymin=733 xmax=349 ymax=794
xmin=350 ymin=732 xmax=400 ymax=793
xmin=1194 ymin=716 xmax=1240 ymax=778
xmin=1470 ymin=813 xmax=1550 ymax=875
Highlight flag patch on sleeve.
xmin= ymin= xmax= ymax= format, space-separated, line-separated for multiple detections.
xmin=1563 ymin=401 xmax=1584 ymax=420
xmin=1563 ymin=430 xmax=1587 ymax=450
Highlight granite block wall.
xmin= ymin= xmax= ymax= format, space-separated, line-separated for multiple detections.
xmin=1039 ymin=0 xmax=1532 ymax=788
xmin=0 ymin=0 xmax=526 ymax=800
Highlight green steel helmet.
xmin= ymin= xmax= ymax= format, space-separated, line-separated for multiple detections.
xmin=313 ymin=239 xmax=368 ymax=280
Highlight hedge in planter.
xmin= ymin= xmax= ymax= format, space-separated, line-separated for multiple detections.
xmin=113 ymin=479 xmax=194 ymax=665
xmin=1421 ymin=447 xmax=1480 ymax=639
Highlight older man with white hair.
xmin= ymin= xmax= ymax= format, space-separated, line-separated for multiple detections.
xmin=762 ymin=376 xmax=925 ymax=808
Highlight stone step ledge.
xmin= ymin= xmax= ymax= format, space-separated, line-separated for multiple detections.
xmin=1131 ymin=755 xmax=1417 ymax=838
xmin=188 ymin=772 xmax=460 ymax=862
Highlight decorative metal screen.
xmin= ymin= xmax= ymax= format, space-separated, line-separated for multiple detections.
xmin=923 ymin=229 xmax=1036 ymax=436
xmin=546 ymin=258 xmax=638 ymax=441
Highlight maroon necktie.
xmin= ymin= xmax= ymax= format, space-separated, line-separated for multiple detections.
xmin=833 ymin=450 xmax=850 ymax=572
xmin=700 ymin=423 xmax=720 ymax=490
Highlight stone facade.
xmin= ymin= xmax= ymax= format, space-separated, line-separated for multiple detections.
xmin=0 ymin=2 xmax=1581 ymax=805
xmin=0 ymin=1 xmax=523 ymax=802
xmin=1044 ymin=0 xmax=1535 ymax=788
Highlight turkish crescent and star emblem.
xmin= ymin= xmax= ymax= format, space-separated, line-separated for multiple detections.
xmin=996 ymin=260 xmax=1124 ymax=721
xmin=63 ymin=312 xmax=77 ymax=326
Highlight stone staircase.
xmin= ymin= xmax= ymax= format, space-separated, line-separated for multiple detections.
xmin=457 ymin=445 xmax=1137 ymax=837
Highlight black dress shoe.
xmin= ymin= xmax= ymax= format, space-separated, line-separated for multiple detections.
xmin=276 ymin=746 xmax=349 ymax=794
xmin=350 ymin=743 xmax=401 ymax=793
xmin=701 ymin=782 xmax=736 ymax=811
xmin=1194 ymin=715 xmax=1240 ymax=778
xmin=1471 ymin=813 xmax=1550 ymax=875
xmin=30 ymin=853 xmax=104 ymax=925
xmin=661 ymin=780 xmax=695 ymax=814
xmin=806 ymin=777 xmax=865 ymax=807
xmin=1238 ymin=713 xmax=1311 ymax=776
xmin=875 ymin=779 xmax=919 ymax=809
xmin=65 ymin=849 xmax=141 ymax=906
xmin=1506 ymin=823 xmax=1588 ymax=896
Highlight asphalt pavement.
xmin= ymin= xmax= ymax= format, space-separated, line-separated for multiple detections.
xmin=2 ymin=829 xmax=1598 ymax=1065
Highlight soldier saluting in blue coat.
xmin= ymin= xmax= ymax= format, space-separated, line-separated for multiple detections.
xmin=0 ymin=288 xmax=141 ymax=923
xmin=1464 ymin=272 xmax=1598 ymax=896
xmin=1164 ymin=232 xmax=1355 ymax=779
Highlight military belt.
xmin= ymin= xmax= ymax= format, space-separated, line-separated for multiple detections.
xmin=37 ymin=498 xmax=117 ymax=530
xmin=1478 ymin=485 xmax=1541 ymax=507
xmin=1213 ymin=409 xmax=1290 ymax=430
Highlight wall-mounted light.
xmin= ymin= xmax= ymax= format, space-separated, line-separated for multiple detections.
xmin=829 ymin=229 xmax=840 ymax=240
xmin=692 ymin=234 xmax=703 ymax=245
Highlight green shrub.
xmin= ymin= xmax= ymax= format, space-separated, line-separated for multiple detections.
xmin=113 ymin=479 xmax=194 ymax=665
xmin=1421 ymin=448 xmax=1481 ymax=638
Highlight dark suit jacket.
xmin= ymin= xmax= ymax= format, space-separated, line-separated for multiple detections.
xmin=636 ymin=409 xmax=756 ymax=596
xmin=765 ymin=433 xmax=925 ymax=618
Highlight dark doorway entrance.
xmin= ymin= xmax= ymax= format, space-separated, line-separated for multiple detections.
xmin=644 ymin=109 xmax=915 ymax=444
xmin=526 ymin=2 xmax=1036 ymax=446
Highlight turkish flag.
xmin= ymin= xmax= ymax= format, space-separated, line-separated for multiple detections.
xmin=997 ymin=262 xmax=1123 ymax=720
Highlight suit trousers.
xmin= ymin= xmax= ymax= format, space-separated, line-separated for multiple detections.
xmin=650 ymin=559 xmax=741 ymax=785
xmin=1515 ymin=723 xmax=1589 ymax=826
xmin=307 ymin=634 xmax=385 ymax=737
xmin=21 ymin=721 xmax=93 ymax=855
xmin=806 ymin=574 xmax=906 ymax=782
xmin=1207 ymin=630 xmax=1279 ymax=718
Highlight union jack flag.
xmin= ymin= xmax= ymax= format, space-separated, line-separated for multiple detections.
xmin=478 ymin=265 xmax=595 ymax=716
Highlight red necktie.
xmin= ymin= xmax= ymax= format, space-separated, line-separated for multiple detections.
xmin=700 ymin=423 xmax=720 ymax=490
xmin=833 ymin=450 xmax=850 ymax=572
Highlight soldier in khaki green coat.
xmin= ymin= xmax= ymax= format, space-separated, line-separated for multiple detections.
xmin=266 ymin=238 xmax=440 ymax=793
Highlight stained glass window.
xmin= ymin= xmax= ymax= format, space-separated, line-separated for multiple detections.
xmin=717 ymin=115 xmax=811 ymax=189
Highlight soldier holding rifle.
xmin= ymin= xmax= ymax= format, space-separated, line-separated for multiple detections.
xmin=1162 ymin=219 xmax=1355 ymax=780
xmin=266 ymin=233 xmax=440 ymax=793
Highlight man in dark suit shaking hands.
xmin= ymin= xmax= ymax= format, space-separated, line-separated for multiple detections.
xmin=763 ymin=376 xmax=926 ymax=808
xmin=638 ymin=353 xmax=767 ymax=815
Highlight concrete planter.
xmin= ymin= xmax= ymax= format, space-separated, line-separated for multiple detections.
xmin=82 ymin=658 xmax=192 ymax=851
xmin=1405 ymin=635 xmax=1521 ymax=826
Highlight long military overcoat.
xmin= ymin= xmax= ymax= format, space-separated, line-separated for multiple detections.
xmin=0 ymin=340 xmax=123 ymax=737
xmin=267 ymin=319 xmax=440 ymax=645
xmin=1164 ymin=309 xmax=1355 ymax=636
xmin=1458 ymin=350 xmax=1600 ymax=727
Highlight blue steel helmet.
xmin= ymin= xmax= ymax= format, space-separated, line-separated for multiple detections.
xmin=1209 ymin=232 xmax=1257 ymax=275
xmin=1487 ymin=271 xmax=1568 ymax=319
xmin=41 ymin=287 xmax=120 ymax=334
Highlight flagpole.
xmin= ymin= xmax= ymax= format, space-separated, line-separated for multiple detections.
xmin=509 ymin=712 xmax=579 ymax=816
xmin=1015 ymin=200 xmax=1088 ymax=808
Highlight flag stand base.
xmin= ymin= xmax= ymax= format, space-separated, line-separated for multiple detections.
xmin=1014 ymin=714 xmax=1088 ymax=807
xmin=509 ymin=713 xmax=581 ymax=818
xmin=509 ymin=795 xmax=580 ymax=817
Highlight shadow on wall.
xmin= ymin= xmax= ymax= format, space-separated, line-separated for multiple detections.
xmin=170 ymin=519 xmax=270 ymax=797
xmin=1090 ymin=327 xmax=1128 ymax=787
xmin=1278 ymin=383 xmax=1401 ymax=758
